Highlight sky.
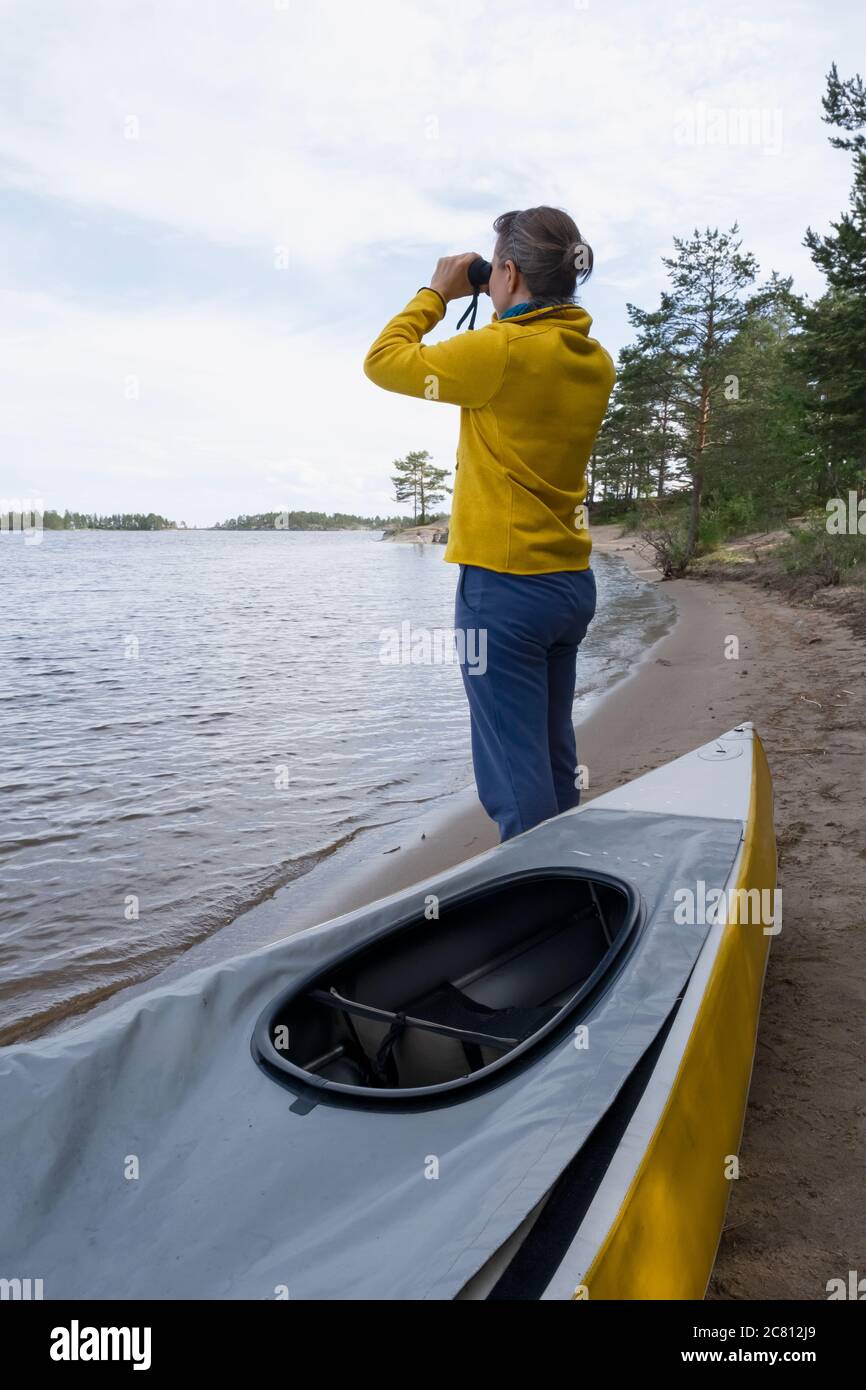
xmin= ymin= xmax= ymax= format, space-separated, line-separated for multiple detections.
xmin=1 ymin=0 xmax=864 ymax=526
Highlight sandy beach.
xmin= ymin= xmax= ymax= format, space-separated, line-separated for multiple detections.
xmin=40 ymin=524 xmax=866 ymax=1300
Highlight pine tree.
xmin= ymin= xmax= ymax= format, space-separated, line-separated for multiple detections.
xmin=625 ymin=295 xmax=683 ymax=498
xmin=391 ymin=451 xmax=424 ymax=522
xmin=418 ymin=461 xmax=451 ymax=524
xmin=390 ymin=450 xmax=451 ymax=524
xmin=663 ymin=226 xmax=758 ymax=559
xmin=710 ymin=274 xmax=810 ymax=523
xmin=800 ymin=64 xmax=866 ymax=492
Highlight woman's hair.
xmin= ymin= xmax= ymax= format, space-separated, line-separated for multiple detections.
xmin=493 ymin=206 xmax=593 ymax=308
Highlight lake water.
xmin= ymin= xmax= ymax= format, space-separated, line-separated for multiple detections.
xmin=0 ymin=529 xmax=674 ymax=1042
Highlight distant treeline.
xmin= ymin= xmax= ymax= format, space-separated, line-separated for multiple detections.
xmin=41 ymin=510 xmax=178 ymax=530
xmin=35 ymin=509 xmax=405 ymax=532
xmin=213 ymin=510 xmax=403 ymax=530
xmin=588 ymin=63 xmax=866 ymax=571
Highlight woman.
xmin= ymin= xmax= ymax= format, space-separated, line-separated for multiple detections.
xmin=364 ymin=205 xmax=615 ymax=841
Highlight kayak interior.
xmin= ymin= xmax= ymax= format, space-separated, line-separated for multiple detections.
xmin=253 ymin=868 xmax=641 ymax=1104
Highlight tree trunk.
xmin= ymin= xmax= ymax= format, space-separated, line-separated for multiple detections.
xmin=685 ymin=381 xmax=711 ymax=559
xmin=685 ymin=470 xmax=703 ymax=557
xmin=658 ymin=398 xmax=670 ymax=498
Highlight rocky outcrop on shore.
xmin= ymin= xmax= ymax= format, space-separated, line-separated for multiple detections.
xmin=381 ymin=523 xmax=449 ymax=545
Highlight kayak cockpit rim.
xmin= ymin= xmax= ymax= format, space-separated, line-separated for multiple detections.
xmin=251 ymin=867 xmax=643 ymax=1107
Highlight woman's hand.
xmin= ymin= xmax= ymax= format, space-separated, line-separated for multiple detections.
xmin=429 ymin=252 xmax=485 ymax=303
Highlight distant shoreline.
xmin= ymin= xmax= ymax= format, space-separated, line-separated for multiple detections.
xmin=34 ymin=523 xmax=388 ymax=533
xmin=33 ymin=509 xmax=405 ymax=533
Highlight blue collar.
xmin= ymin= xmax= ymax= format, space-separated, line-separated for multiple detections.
xmin=499 ymin=301 xmax=534 ymax=320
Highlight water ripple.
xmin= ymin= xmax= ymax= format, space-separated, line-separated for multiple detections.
xmin=0 ymin=529 xmax=673 ymax=1042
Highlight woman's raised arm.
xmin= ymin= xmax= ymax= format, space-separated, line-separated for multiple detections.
xmin=363 ymin=281 xmax=506 ymax=408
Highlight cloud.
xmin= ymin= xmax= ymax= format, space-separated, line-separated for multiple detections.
xmin=0 ymin=285 xmax=462 ymax=522
xmin=0 ymin=0 xmax=862 ymax=519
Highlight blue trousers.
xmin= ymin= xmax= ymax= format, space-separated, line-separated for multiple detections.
xmin=455 ymin=564 xmax=597 ymax=842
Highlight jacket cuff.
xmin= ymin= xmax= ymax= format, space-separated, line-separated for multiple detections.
xmin=417 ymin=286 xmax=447 ymax=314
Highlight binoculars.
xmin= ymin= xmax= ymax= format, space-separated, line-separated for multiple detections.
xmin=456 ymin=258 xmax=492 ymax=330
xmin=468 ymin=258 xmax=493 ymax=290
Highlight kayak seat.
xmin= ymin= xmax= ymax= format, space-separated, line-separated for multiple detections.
xmin=305 ymin=981 xmax=559 ymax=1088
xmin=386 ymin=983 xmax=561 ymax=1088
xmin=407 ymin=981 xmax=559 ymax=1043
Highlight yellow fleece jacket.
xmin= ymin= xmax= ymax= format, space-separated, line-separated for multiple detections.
xmin=363 ymin=287 xmax=616 ymax=573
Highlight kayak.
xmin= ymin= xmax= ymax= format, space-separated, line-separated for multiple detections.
xmin=0 ymin=723 xmax=775 ymax=1300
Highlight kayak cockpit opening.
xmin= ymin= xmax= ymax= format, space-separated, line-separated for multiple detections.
xmin=252 ymin=870 xmax=640 ymax=1105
